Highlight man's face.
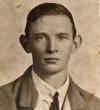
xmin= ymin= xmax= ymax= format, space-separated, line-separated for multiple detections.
xmin=28 ymin=15 xmax=74 ymax=74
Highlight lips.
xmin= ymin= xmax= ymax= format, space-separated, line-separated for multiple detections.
xmin=44 ymin=57 xmax=60 ymax=63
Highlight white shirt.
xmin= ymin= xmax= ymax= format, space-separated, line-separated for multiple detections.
xmin=32 ymin=69 xmax=71 ymax=110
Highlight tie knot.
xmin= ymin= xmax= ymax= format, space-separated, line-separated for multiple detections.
xmin=53 ymin=92 xmax=59 ymax=99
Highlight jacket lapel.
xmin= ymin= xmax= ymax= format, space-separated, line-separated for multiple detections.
xmin=65 ymin=78 xmax=86 ymax=110
xmin=17 ymin=66 xmax=38 ymax=110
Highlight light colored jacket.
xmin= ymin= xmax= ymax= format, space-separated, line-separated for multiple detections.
xmin=0 ymin=66 xmax=100 ymax=110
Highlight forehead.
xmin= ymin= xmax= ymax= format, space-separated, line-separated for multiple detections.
xmin=29 ymin=15 xmax=73 ymax=33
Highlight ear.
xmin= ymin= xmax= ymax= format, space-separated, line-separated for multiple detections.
xmin=19 ymin=34 xmax=31 ymax=53
xmin=71 ymin=35 xmax=82 ymax=53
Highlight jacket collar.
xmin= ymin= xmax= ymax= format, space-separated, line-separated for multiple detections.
xmin=67 ymin=78 xmax=86 ymax=110
xmin=18 ymin=66 xmax=38 ymax=109
xmin=18 ymin=66 xmax=86 ymax=110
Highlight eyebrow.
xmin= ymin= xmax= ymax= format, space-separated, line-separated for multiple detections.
xmin=32 ymin=32 xmax=69 ymax=37
xmin=33 ymin=32 xmax=48 ymax=37
xmin=56 ymin=32 xmax=69 ymax=36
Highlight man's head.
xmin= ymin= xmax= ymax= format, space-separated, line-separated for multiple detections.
xmin=20 ymin=3 xmax=82 ymax=75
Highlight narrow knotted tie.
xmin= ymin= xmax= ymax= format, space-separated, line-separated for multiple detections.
xmin=49 ymin=92 xmax=59 ymax=110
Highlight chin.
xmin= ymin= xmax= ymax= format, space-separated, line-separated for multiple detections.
xmin=42 ymin=65 xmax=65 ymax=74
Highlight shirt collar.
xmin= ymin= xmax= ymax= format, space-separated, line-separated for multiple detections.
xmin=31 ymin=68 xmax=70 ymax=108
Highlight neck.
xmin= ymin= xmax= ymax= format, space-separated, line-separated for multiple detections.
xmin=33 ymin=67 xmax=68 ymax=89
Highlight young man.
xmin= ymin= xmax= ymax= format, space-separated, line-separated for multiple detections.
xmin=0 ymin=2 xmax=100 ymax=110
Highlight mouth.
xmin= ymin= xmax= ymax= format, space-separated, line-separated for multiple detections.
xmin=44 ymin=58 xmax=60 ymax=64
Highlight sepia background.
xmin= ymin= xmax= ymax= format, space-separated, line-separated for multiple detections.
xmin=0 ymin=0 xmax=100 ymax=98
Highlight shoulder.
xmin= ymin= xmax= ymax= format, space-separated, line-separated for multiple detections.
xmin=0 ymin=65 xmax=34 ymax=110
xmin=79 ymin=86 xmax=100 ymax=110
xmin=0 ymin=77 xmax=21 ymax=110
xmin=0 ymin=67 xmax=30 ymax=110
xmin=0 ymin=65 xmax=32 ymax=95
xmin=0 ymin=65 xmax=32 ymax=102
xmin=0 ymin=71 xmax=29 ymax=110
xmin=69 ymin=78 xmax=100 ymax=110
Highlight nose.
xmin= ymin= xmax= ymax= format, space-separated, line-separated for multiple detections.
xmin=47 ymin=38 xmax=58 ymax=53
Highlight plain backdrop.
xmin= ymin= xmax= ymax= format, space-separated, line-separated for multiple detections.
xmin=0 ymin=0 xmax=100 ymax=98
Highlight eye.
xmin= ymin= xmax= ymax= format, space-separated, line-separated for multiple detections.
xmin=58 ymin=35 xmax=68 ymax=40
xmin=32 ymin=33 xmax=48 ymax=42
xmin=57 ymin=33 xmax=69 ymax=41
xmin=35 ymin=35 xmax=46 ymax=41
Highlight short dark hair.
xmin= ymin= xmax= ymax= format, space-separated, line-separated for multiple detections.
xmin=25 ymin=2 xmax=76 ymax=38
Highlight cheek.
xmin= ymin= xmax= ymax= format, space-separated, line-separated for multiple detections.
xmin=31 ymin=42 xmax=47 ymax=53
xmin=31 ymin=42 xmax=44 ymax=52
xmin=31 ymin=44 xmax=46 ymax=58
xmin=60 ymin=44 xmax=73 ymax=58
xmin=60 ymin=42 xmax=73 ymax=52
